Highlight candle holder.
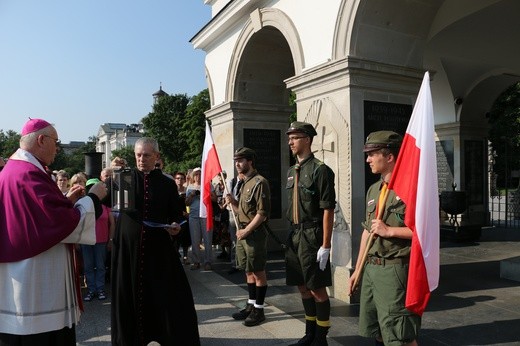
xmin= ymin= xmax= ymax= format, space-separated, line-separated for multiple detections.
xmin=111 ymin=168 xmax=136 ymax=213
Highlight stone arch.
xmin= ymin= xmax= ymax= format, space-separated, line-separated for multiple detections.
xmin=226 ymin=7 xmax=305 ymax=102
xmin=459 ymin=71 xmax=520 ymax=123
xmin=204 ymin=65 xmax=215 ymax=107
xmin=332 ymin=0 xmax=360 ymax=60
xmin=336 ymin=0 xmax=441 ymax=68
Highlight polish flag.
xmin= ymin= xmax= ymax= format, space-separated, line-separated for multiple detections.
xmin=388 ymin=71 xmax=439 ymax=316
xmin=200 ymin=121 xmax=223 ymax=231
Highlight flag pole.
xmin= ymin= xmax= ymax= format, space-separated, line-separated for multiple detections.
xmin=201 ymin=120 xmax=224 ymax=231
xmin=219 ymin=171 xmax=240 ymax=228
xmin=351 ymin=187 xmax=390 ymax=292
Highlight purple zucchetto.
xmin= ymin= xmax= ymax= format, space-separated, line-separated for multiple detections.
xmin=21 ymin=118 xmax=52 ymax=136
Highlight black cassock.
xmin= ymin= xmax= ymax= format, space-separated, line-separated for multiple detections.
xmin=111 ymin=168 xmax=200 ymax=346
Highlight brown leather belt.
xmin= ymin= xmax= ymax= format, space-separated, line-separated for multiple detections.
xmin=367 ymin=257 xmax=409 ymax=266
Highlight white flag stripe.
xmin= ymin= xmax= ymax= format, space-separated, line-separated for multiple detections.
xmin=199 ymin=123 xmax=213 ymax=218
xmin=408 ymin=72 xmax=440 ymax=291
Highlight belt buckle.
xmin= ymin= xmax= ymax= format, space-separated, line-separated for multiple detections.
xmin=369 ymin=257 xmax=382 ymax=265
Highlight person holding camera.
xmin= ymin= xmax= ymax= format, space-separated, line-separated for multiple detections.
xmin=185 ymin=167 xmax=216 ymax=271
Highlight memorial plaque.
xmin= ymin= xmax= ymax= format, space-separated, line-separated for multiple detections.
xmin=364 ymin=101 xmax=412 ymax=190
xmin=244 ymin=128 xmax=282 ymax=219
xmin=464 ymin=140 xmax=484 ymax=205
xmin=436 ymin=140 xmax=454 ymax=193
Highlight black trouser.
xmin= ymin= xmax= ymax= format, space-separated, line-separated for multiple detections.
xmin=0 ymin=326 xmax=76 ymax=346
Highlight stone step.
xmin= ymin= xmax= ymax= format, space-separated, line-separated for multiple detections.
xmin=500 ymin=256 xmax=520 ymax=282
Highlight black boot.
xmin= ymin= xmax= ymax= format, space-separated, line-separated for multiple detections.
xmin=232 ymin=303 xmax=253 ymax=320
xmin=289 ymin=320 xmax=316 ymax=346
xmin=243 ymin=307 xmax=265 ymax=326
xmin=310 ymin=325 xmax=329 ymax=346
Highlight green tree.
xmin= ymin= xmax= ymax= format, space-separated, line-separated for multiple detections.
xmin=0 ymin=130 xmax=20 ymax=159
xmin=111 ymin=146 xmax=136 ymax=168
xmin=50 ymin=138 xmax=97 ymax=174
xmin=141 ymin=93 xmax=190 ymax=167
xmin=180 ymin=89 xmax=210 ymax=171
xmin=140 ymin=90 xmax=210 ymax=174
xmin=51 ymin=146 xmax=69 ymax=171
xmin=289 ymin=90 xmax=297 ymax=124
xmin=488 ymin=82 xmax=520 ymax=188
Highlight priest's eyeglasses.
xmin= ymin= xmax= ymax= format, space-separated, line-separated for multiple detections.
xmin=43 ymin=135 xmax=61 ymax=146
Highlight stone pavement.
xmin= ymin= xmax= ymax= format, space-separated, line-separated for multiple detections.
xmin=76 ymin=226 xmax=520 ymax=345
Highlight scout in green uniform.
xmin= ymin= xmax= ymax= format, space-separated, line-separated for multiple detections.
xmin=225 ymin=147 xmax=271 ymax=327
xmin=285 ymin=121 xmax=336 ymax=346
xmin=349 ymin=131 xmax=421 ymax=346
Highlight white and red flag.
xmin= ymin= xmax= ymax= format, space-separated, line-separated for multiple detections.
xmin=387 ymin=71 xmax=439 ymax=316
xmin=200 ymin=120 xmax=223 ymax=231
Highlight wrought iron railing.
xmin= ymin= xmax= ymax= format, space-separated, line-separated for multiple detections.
xmin=489 ymin=189 xmax=520 ymax=228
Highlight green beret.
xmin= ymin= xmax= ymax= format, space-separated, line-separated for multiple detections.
xmin=86 ymin=178 xmax=101 ymax=187
xmin=286 ymin=121 xmax=317 ymax=137
xmin=363 ymin=131 xmax=403 ymax=153
xmin=234 ymin=147 xmax=256 ymax=161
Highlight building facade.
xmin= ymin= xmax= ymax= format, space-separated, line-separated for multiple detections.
xmin=96 ymin=123 xmax=143 ymax=168
xmin=192 ymin=0 xmax=520 ymax=302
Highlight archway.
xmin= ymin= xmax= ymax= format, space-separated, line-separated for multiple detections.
xmin=203 ymin=8 xmax=303 ymax=236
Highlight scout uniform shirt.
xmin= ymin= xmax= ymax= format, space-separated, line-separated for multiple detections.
xmin=362 ymin=179 xmax=411 ymax=259
xmin=286 ymin=154 xmax=336 ymax=225
xmin=237 ymin=169 xmax=271 ymax=226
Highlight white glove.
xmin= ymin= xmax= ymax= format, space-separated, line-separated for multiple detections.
xmin=316 ymin=246 xmax=330 ymax=271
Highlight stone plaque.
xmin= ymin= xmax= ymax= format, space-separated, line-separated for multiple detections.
xmin=244 ymin=128 xmax=282 ymax=219
xmin=436 ymin=140 xmax=454 ymax=193
xmin=464 ymin=140 xmax=484 ymax=205
xmin=363 ymin=101 xmax=412 ymax=190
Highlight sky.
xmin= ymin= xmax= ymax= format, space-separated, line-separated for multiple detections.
xmin=0 ymin=1 xmax=211 ymax=143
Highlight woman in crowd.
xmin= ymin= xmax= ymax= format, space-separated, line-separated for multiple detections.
xmin=185 ymin=168 xmax=215 ymax=271
xmin=174 ymin=171 xmax=191 ymax=265
xmin=81 ymin=178 xmax=115 ymax=301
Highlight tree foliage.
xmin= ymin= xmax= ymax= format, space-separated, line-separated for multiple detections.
xmin=111 ymin=146 xmax=136 ymax=168
xmin=0 ymin=129 xmax=97 ymax=175
xmin=49 ymin=139 xmax=97 ymax=175
xmin=181 ymin=89 xmax=210 ymax=171
xmin=488 ymin=81 xmax=520 ymax=187
xmin=141 ymin=93 xmax=190 ymax=168
xmin=289 ymin=90 xmax=297 ymax=124
xmin=141 ymin=89 xmax=210 ymax=173
xmin=0 ymin=88 xmax=211 ymax=177
xmin=0 ymin=130 xmax=20 ymax=159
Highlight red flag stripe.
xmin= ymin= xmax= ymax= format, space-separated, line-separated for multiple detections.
xmin=200 ymin=121 xmax=223 ymax=231
xmin=388 ymin=71 xmax=439 ymax=316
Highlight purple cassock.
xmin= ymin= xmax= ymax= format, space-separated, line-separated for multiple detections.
xmin=0 ymin=154 xmax=80 ymax=263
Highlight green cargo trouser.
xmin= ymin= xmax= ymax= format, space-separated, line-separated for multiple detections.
xmin=359 ymin=260 xmax=421 ymax=346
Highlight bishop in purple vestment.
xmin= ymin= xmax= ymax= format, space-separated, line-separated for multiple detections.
xmin=0 ymin=118 xmax=107 ymax=346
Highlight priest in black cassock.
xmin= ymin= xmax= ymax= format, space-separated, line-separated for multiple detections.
xmin=110 ymin=137 xmax=200 ymax=346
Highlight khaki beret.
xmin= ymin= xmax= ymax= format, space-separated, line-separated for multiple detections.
xmin=233 ymin=147 xmax=256 ymax=161
xmin=363 ymin=131 xmax=403 ymax=153
xmin=286 ymin=121 xmax=317 ymax=137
